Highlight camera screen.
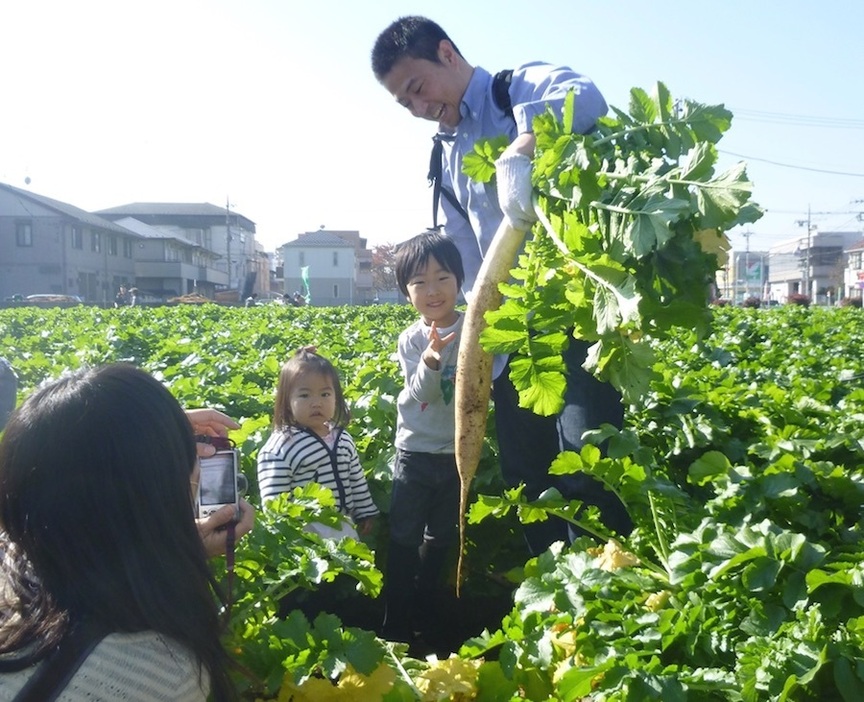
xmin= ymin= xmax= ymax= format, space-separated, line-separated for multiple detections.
xmin=199 ymin=452 xmax=237 ymax=506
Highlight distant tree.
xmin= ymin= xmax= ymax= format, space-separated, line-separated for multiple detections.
xmin=371 ymin=243 xmax=399 ymax=292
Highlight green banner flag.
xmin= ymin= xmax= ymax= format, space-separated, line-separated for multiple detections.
xmin=300 ymin=266 xmax=311 ymax=304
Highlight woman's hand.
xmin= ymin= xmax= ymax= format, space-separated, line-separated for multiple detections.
xmin=186 ymin=408 xmax=241 ymax=457
xmin=197 ymin=498 xmax=255 ymax=558
xmin=185 ymin=408 xmax=252 ymax=558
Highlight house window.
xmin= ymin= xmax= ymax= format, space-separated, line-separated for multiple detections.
xmin=123 ymin=239 xmax=134 ymax=258
xmin=108 ymin=235 xmax=118 ymax=256
xmin=333 ymin=284 xmax=339 ymax=299
xmin=299 ymin=251 xmax=305 ymax=266
xmin=91 ymin=232 xmax=102 ymax=253
xmin=71 ymin=226 xmax=83 ymax=249
xmin=15 ymin=222 xmax=32 ymax=247
xmin=332 ymin=251 xmax=338 ymax=266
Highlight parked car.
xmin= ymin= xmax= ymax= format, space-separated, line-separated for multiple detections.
xmin=25 ymin=294 xmax=83 ymax=305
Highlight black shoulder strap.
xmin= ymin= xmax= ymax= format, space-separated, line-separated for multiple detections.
xmin=13 ymin=621 xmax=108 ymax=702
xmin=427 ymin=69 xmax=515 ymax=229
xmin=428 ymin=133 xmax=469 ymax=229
xmin=492 ymin=69 xmax=514 ymax=119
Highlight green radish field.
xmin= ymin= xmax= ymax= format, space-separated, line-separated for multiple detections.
xmin=2 ymin=301 xmax=863 ymax=701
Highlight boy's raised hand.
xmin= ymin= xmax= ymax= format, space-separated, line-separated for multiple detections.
xmin=422 ymin=321 xmax=457 ymax=370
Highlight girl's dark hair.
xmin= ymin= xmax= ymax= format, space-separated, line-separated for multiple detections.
xmin=395 ymin=230 xmax=465 ymax=297
xmin=0 ymin=364 xmax=237 ymax=701
xmin=273 ymin=349 xmax=350 ymax=430
xmin=371 ymin=15 xmax=462 ymax=81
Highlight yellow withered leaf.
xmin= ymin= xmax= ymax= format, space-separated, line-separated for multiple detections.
xmin=693 ymin=228 xmax=731 ymax=267
xmin=594 ymin=539 xmax=640 ymax=572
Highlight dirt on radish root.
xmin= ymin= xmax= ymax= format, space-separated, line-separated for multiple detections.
xmin=454 ymin=221 xmax=527 ymax=594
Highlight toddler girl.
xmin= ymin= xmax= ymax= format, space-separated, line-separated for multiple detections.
xmin=257 ymin=349 xmax=378 ymax=538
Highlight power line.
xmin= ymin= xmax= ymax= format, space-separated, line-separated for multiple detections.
xmin=719 ymin=150 xmax=864 ymax=177
xmin=730 ymin=108 xmax=864 ymax=130
xmin=766 ymin=209 xmax=860 ymax=215
xmin=728 ymin=204 xmax=864 ymax=246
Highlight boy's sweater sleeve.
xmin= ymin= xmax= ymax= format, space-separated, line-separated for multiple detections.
xmin=399 ymin=326 xmax=443 ymax=404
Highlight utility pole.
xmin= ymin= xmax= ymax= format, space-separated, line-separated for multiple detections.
xmin=806 ymin=205 xmax=812 ymax=298
xmin=760 ymin=252 xmax=767 ymax=302
xmin=796 ymin=205 xmax=813 ymax=298
xmin=226 ymin=197 xmax=232 ymax=290
xmin=742 ymin=230 xmax=752 ymax=301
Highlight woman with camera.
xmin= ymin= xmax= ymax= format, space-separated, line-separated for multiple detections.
xmin=0 ymin=364 xmax=252 ymax=701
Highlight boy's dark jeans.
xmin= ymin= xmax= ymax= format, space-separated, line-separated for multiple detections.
xmin=382 ymin=450 xmax=459 ymax=642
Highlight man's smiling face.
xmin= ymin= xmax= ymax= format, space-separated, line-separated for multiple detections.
xmin=382 ymin=42 xmax=467 ymax=129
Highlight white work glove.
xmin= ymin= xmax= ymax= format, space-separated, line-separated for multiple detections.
xmin=495 ymin=152 xmax=536 ymax=231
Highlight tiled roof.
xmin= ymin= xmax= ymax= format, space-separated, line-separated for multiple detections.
xmin=282 ymin=230 xmax=356 ymax=247
xmin=114 ymin=216 xmax=200 ymax=247
xmin=0 ymin=182 xmax=133 ymax=236
xmin=96 ymin=202 xmax=229 ymax=217
xmin=95 ymin=202 xmax=256 ymax=230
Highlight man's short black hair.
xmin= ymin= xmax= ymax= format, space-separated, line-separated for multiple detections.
xmin=371 ymin=16 xmax=462 ymax=81
xmin=395 ymin=230 xmax=464 ymax=297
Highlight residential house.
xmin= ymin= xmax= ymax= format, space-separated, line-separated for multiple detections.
xmin=842 ymin=239 xmax=864 ymax=301
xmin=326 ymin=230 xmax=374 ymax=304
xmin=96 ymin=202 xmax=261 ymax=297
xmin=270 ymin=247 xmax=285 ymax=297
xmin=113 ymin=216 xmax=226 ymax=298
xmin=252 ymin=242 xmax=273 ymax=300
xmin=280 ymin=229 xmax=374 ymax=306
xmin=0 ymin=182 xmax=138 ymax=302
xmin=766 ymin=231 xmax=860 ymax=305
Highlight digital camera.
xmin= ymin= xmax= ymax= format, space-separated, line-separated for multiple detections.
xmin=196 ymin=448 xmax=241 ymax=520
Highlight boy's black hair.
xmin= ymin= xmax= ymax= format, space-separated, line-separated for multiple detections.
xmin=371 ymin=15 xmax=462 ymax=81
xmin=395 ymin=229 xmax=464 ymax=297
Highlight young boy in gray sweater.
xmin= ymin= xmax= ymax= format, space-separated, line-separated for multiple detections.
xmin=382 ymin=230 xmax=464 ymax=647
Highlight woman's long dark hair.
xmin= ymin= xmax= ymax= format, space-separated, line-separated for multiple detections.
xmin=0 ymin=364 xmax=236 ymax=700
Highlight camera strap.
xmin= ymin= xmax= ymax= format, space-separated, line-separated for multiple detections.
xmin=194 ymin=434 xmax=239 ymax=622
xmin=224 ymin=520 xmax=236 ymax=622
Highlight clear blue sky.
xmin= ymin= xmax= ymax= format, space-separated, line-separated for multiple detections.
xmin=2 ymin=0 xmax=862 ymax=254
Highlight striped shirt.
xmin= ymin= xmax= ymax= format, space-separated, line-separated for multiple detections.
xmin=257 ymin=426 xmax=379 ymax=521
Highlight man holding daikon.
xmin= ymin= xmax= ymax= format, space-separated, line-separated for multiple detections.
xmin=372 ymin=16 xmax=632 ymax=556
